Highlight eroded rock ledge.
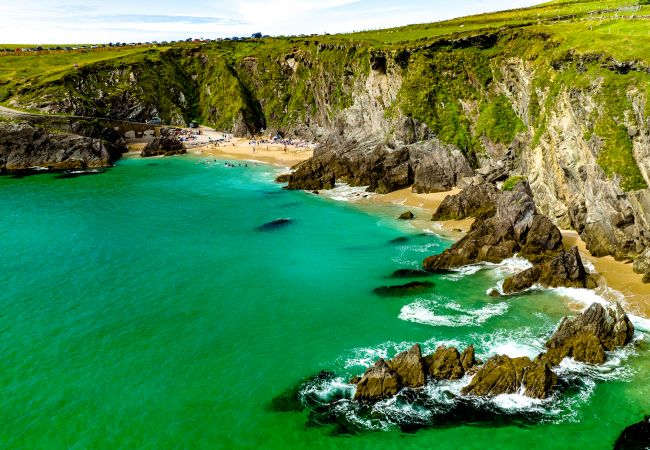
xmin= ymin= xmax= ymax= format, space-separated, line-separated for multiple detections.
xmin=350 ymin=302 xmax=634 ymax=403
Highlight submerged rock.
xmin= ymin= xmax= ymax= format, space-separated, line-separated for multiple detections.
xmin=544 ymin=302 xmax=635 ymax=365
xmin=502 ymin=246 xmax=598 ymax=294
xmin=256 ymin=218 xmax=294 ymax=231
xmin=390 ymin=268 xmax=430 ymax=278
xmin=269 ymin=371 xmax=335 ymax=412
xmin=614 ymin=416 xmax=650 ymax=450
xmin=389 ymin=236 xmax=410 ymax=244
xmin=399 ymin=211 xmax=415 ymax=220
xmin=372 ymin=281 xmax=434 ymax=297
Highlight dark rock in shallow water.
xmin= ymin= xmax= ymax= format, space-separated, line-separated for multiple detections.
xmin=389 ymin=236 xmax=410 ymax=244
xmin=399 ymin=211 xmax=415 ymax=220
xmin=256 ymin=218 xmax=294 ymax=231
xmin=269 ymin=371 xmax=335 ymax=412
xmin=390 ymin=268 xmax=430 ymax=278
xmin=372 ymin=281 xmax=434 ymax=297
xmin=544 ymin=302 xmax=634 ymax=365
xmin=502 ymin=246 xmax=598 ymax=294
xmin=614 ymin=416 xmax=650 ymax=450
xmin=275 ymin=173 xmax=291 ymax=183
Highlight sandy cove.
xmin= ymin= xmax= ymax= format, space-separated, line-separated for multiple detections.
xmin=360 ymin=187 xmax=650 ymax=318
xmin=128 ymin=139 xmax=650 ymax=317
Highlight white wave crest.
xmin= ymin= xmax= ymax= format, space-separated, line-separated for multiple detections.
xmin=399 ymin=299 xmax=508 ymax=327
xmin=320 ymin=183 xmax=373 ymax=202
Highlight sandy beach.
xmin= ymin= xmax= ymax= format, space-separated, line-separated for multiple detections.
xmin=364 ymin=186 xmax=650 ymax=317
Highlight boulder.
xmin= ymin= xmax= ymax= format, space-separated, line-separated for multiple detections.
xmin=353 ymin=359 xmax=402 ymax=402
xmin=461 ymin=355 xmax=531 ymax=397
xmin=386 ymin=344 xmax=426 ymax=388
xmin=432 ymin=183 xmax=500 ymax=221
xmin=275 ymin=173 xmax=291 ymax=183
xmin=614 ymin=416 xmax=650 ymax=450
xmin=399 ymin=211 xmax=415 ymax=220
xmin=372 ymin=281 xmax=434 ymax=297
xmin=544 ymin=302 xmax=635 ymax=365
xmin=502 ymin=246 xmax=598 ymax=294
xmin=460 ymin=345 xmax=478 ymax=371
xmin=140 ymin=132 xmax=185 ymax=157
xmin=424 ymin=346 xmax=465 ymax=380
xmin=390 ymin=268 xmax=430 ymax=278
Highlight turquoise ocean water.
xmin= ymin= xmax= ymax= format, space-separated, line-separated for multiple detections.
xmin=0 ymin=156 xmax=648 ymax=449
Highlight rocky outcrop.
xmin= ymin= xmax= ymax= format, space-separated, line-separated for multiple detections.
xmin=0 ymin=121 xmax=122 ymax=172
xmin=432 ymin=183 xmax=500 ymax=221
xmin=423 ymin=181 xmax=563 ymax=271
xmin=544 ymin=302 xmax=635 ymax=365
xmin=398 ymin=211 xmax=414 ymax=220
xmin=386 ymin=344 xmax=426 ymax=388
xmin=424 ymin=346 xmax=466 ymax=380
xmin=461 ymin=355 xmax=531 ymax=397
xmin=502 ymin=246 xmax=598 ymax=294
xmin=287 ymin=136 xmax=473 ymax=194
xmin=140 ymin=132 xmax=185 ymax=157
xmin=614 ymin=416 xmax=650 ymax=450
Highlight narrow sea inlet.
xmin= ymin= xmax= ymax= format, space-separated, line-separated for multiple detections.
xmin=0 ymin=156 xmax=648 ymax=448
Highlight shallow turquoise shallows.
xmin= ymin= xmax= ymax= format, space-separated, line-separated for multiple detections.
xmin=0 ymin=156 xmax=648 ymax=449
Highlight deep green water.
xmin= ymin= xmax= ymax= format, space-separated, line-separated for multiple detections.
xmin=0 ymin=156 xmax=648 ymax=449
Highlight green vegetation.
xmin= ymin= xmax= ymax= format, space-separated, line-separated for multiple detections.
xmin=1 ymin=0 xmax=650 ymax=190
xmin=502 ymin=175 xmax=527 ymax=191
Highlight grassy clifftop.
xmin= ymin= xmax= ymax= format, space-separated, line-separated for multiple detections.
xmin=1 ymin=0 xmax=650 ymax=189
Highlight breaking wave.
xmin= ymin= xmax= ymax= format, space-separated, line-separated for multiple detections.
xmin=398 ymin=296 xmax=509 ymax=327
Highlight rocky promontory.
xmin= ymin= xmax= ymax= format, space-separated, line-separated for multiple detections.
xmin=0 ymin=120 xmax=124 ymax=173
xmin=140 ymin=131 xmax=185 ymax=157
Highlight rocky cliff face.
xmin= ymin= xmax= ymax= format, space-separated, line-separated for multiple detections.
xmin=0 ymin=120 xmax=124 ymax=172
xmin=8 ymin=32 xmax=650 ymax=276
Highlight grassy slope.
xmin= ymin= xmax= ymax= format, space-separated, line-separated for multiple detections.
xmin=1 ymin=0 xmax=649 ymax=189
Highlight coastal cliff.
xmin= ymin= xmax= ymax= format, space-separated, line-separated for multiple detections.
xmin=3 ymin=1 xmax=650 ymax=278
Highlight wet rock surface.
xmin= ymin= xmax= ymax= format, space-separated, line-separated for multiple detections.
xmin=502 ymin=246 xmax=598 ymax=294
xmin=399 ymin=211 xmax=415 ymax=220
xmin=256 ymin=218 xmax=294 ymax=231
xmin=544 ymin=302 xmax=635 ymax=365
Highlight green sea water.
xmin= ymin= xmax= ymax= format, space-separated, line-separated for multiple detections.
xmin=0 ymin=156 xmax=648 ymax=449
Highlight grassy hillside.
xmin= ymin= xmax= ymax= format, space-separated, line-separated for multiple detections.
xmin=1 ymin=0 xmax=649 ymax=190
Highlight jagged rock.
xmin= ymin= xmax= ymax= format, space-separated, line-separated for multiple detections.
xmin=423 ymin=182 xmax=564 ymax=271
xmin=614 ymin=416 xmax=650 ymax=450
xmin=424 ymin=346 xmax=465 ymax=380
xmin=521 ymin=356 xmax=558 ymax=399
xmin=502 ymin=246 xmax=598 ymax=294
xmin=287 ymin=135 xmax=472 ymax=193
xmin=461 ymin=355 xmax=532 ymax=397
xmin=544 ymin=302 xmax=635 ymax=365
xmin=386 ymin=344 xmax=426 ymax=388
xmin=518 ymin=215 xmax=564 ymax=263
xmin=432 ymin=183 xmax=500 ymax=221
xmin=353 ymin=359 xmax=401 ymax=402
xmin=372 ymin=281 xmax=434 ymax=297
xmin=460 ymin=345 xmax=477 ymax=371
xmin=0 ymin=121 xmax=122 ymax=172
xmin=399 ymin=211 xmax=415 ymax=220
xmin=140 ymin=132 xmax=185 ymax=157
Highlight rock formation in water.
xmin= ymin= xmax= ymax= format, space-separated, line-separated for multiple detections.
xmin=256 ymin=218 xmax=294 ymax=231
xmin=544 ymin=302 xmax=635 ymax=365
xmin=351 ymin=302 xmax=634 ymax=403
xmin=614 ymin=416 xmax=650 ymax=450
xmin=502 ymin=246 xmax=598 ymax=294
xmin=399 ymin=211 xmax=415 ymax=220
xmin=372 ymin=281 xmax=435 ymax=297
xmin=0 ymin=121 xmax=124 ymax=172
